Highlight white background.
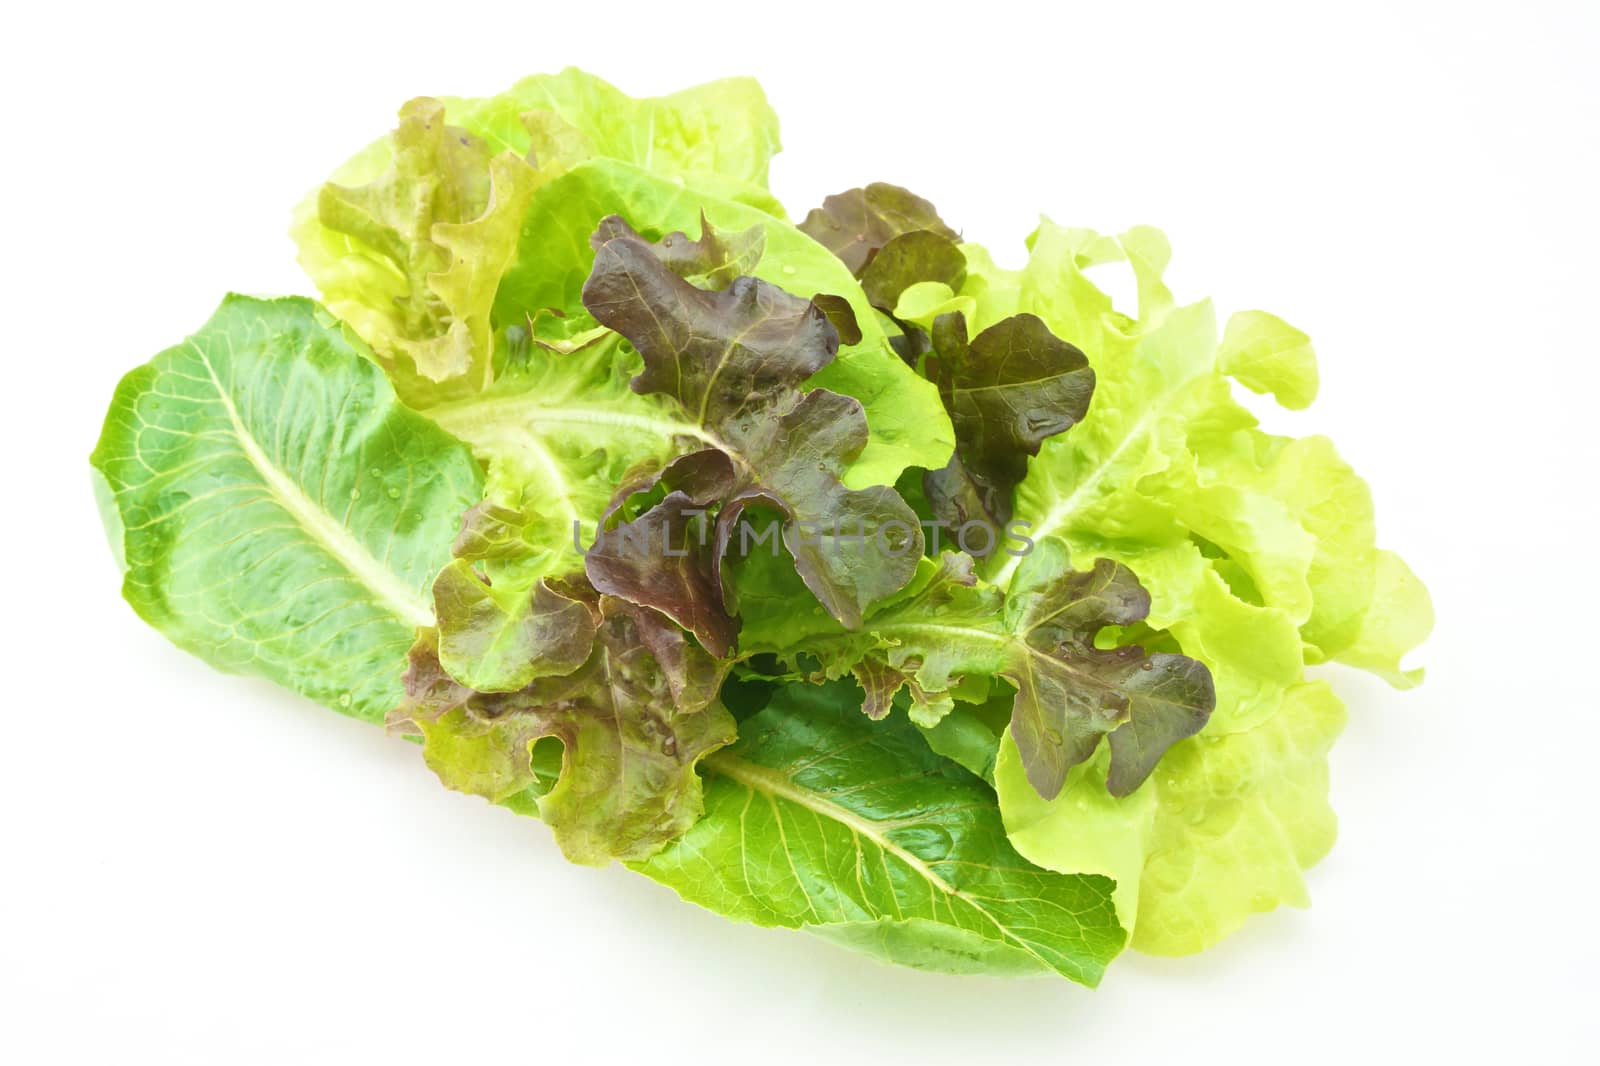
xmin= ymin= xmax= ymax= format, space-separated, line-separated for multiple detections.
xmin=5 ymin=1 xmax=1597 ymax=1061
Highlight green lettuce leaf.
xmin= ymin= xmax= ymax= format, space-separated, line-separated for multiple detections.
xmin=440 ymin=67 xmax=784 ymax=213
xmin=425 ymin=322 xmax=699 ymax=549
xmin=293 ymin=70 xmax=786 ymax=409
xmin=979 ymin=220 xmax=1430 ymax=693
xmin=1217 ymin=309 xmax=1319 ymax=410
xmin=921 ymin=219 xmax=1428 ymax=949
xmin=634 ymin=681 xmax=1127 ymax=984
xmin=393 ymin=594 xmax=736 ymax=865
xmin=1327 ymin=548 xmax=1433 ymax=688
xmin=915 ymin=691 xmax=1011 ymax=784
xmin=90 ymin=295 xmax=483 ymax=721
xmin=997 ymin=678 xmax=1346 ymax=955
xmin=294 ymin=99 xmax=538 ymax=405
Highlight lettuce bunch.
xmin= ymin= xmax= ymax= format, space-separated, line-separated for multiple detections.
xmin=91 ymin=69 xmax=1431 ymax=983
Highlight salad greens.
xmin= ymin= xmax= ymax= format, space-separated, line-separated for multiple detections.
xmin=91 ymin=68 xmax=1431 ymax=983
xmin=90 ymin=295 xmax=483 ymax=721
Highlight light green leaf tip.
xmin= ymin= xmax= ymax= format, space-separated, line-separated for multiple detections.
xmin=1218 ymin=309 xmax=1320 ymax=410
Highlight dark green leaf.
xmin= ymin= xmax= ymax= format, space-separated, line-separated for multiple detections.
xmin=633 ymin=681 xmax=1126 ymax=984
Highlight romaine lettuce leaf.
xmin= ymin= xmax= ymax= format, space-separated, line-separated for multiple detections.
xmin=634 ymin=681 xmax=1128 ymax=984
xmin=90 ymin=295 xmax=483 ymax=721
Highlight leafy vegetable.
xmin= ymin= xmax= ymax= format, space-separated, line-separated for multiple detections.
xmin=581 ymin=215 xmax=926 ymax=635
xmin=91 ymin=295 xmax=482 ymax=721
xmin=489 ymin=159 xmax=953 ymax=485
xmin=923 ymin=311 xmax=1095 ymax=531
xmin=798 ymin=183 xmax=958 ymax=276
xmin=997 ymin=679 xmax=1346 ymax=954
xmin=295 ymin=99 xmax=538 ymax=405
xmin=441 ymin=67 xmax=784 ymax=210
xmin=94 ymin=68 xmax=1432 ymax=984
xmin=635 ymin=681 xmax=1126 ymax=983
xmin=738 ymin=545 xmax=1214 ymax=797
xmin=394 ymin=593 xmax=736 ymax=865
xmin=852 ymin=208 xmax=1433 ymax=955
xmin=292 ymin=70 xmax=786 ymax=407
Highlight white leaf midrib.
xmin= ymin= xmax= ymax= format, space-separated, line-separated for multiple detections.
xmin=704 ymin=749 xmax=1057 ymax=971
xmin=190 ymin=341 xmax=435 ymax=629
